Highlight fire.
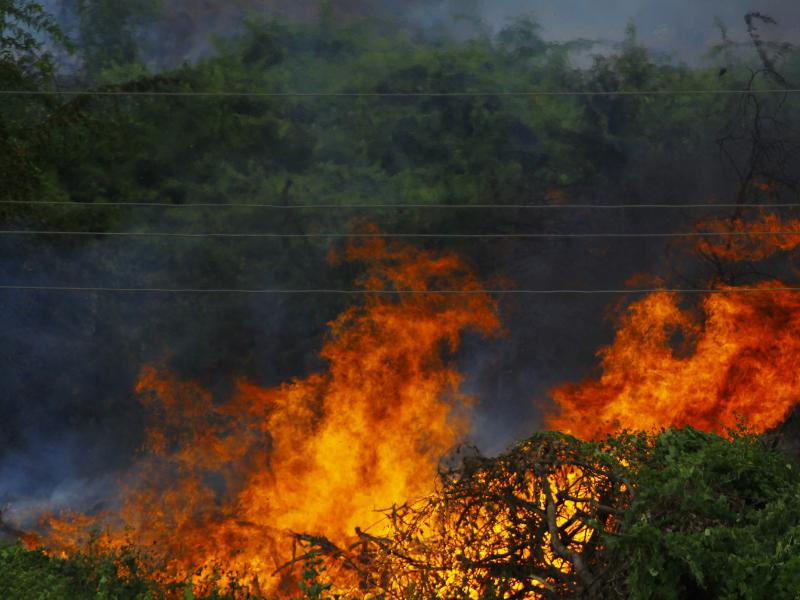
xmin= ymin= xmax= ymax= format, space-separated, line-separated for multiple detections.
xmin=36 ymin=237 xmax=499 ymax=594
xmin=344 ymin=434 xmax=629 ymax=599
xmin=695 ymin=213 xmax=800 ymax=262
xmin=27 ymin=212 xmax=800 ymax=598
xmin=549 ymin=213 xmax=800 ymax=440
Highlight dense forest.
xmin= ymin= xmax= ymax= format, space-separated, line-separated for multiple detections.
xmin=3 ymin=0 xmax=800 ymax=598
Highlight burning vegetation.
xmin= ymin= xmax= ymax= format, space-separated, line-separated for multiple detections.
xmin=548 ymin=285 xmax=800 ymax=439
xmin=4 ymin=2 xmax=800 ymax=598
xmin=31 ymin=237 xmax=501 ymax=595
xmin=9 ymin=213 xmax=800 ymax=599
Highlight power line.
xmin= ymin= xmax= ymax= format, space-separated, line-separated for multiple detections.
xmin=1 ymin=285 xmax=800 ymax=295
xmin=2 ymin=230 xmax=800 ymax=239
xmin=1 ymin=89 xmax=797 ymax=98
xmin=4 ymin=201 xmax=800 ymax=210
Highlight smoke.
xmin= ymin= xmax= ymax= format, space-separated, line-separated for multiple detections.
xmin=3 ymin=0 xmax=799 ymax=534
xmin=458 ymin=0 xmax=800 ymax=63
xmin=41 ymin=0 xmax=800 ymax=69
xmin=0 ymin=141 xmax=755 ymax=527
xmin=0 ymin=445 xmax=117 ymax=530
xmin=0 ymin=226 xmax=341 ymax=523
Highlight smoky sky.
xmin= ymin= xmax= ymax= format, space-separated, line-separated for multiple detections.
xmin=434 ymin=0 xmax=799 ymax=63
xmin=41 ymin=0 xmax=800 ymax=66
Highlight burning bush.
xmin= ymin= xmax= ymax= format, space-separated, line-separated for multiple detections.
xmin=292 ymin=428 xmax=800 ymax=599
xmin=27 ymin=238 xmax=500 ymax=596
xmin=6 ymin=428 xmax=800 ymax=598
xmin=332 ymin=431 xmax=637 ymax=599
xmin=17 ymin=214 xmax=800 ymax=597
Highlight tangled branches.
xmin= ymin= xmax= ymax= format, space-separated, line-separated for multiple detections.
xmin=287 ymin=433 xmax=639 ymax=599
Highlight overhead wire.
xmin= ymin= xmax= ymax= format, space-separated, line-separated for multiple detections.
xmin=3 ymin=201 xmax=800 ymax=210
xmin=4 ymin=85 xmax=798 ymax=297
xmin=1 ymin=89 xmax=798 ymax=98
xmin=1 ymin=230 xmax=799 ymax=239
xmin=1 ymin=285 xmax=800 ymax=295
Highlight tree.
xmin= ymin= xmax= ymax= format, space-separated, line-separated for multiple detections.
xmin=0 ymin=0 xmax=69 ymax=83
xmin=0 ymin=0 xmax=71 ymax=200
xmin=76 ymin=0 xmax=157 ymax=77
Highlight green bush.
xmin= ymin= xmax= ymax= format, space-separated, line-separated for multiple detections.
xmin=607 ymin=428 xmax=800 ymax=599
xmin=0 ymin=543 xmax=160 ymax=599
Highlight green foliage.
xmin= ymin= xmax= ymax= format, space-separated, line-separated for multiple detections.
xmin=0 ymin=542 xmax=255 ymax=599
xmin=76 ymin=0 xmax=158 ymax=78
xmin=0 ymin=543 xmax=161 ymax=599
xmin=607 ymin=428 xmax=800 ymax=599
xmin=8 ymin=2 xmax=771 ymax=208
xmin=0 ymin=0 xmax=71 ymax=81
xmin=0 ymin=0 xmax=74 ymax=201
xmin=292 ymin=552 xmax=332 ymax=600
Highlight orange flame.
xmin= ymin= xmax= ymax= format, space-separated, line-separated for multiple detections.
xmin=38 ymin=238 xmax=499 ymax=593
xmin=32 ymin=212 xmax=800 ymax=597
xmin=696 ymin=213 xmax=800 ymax=262
xmin=549 ymin=213 xmax=800 ymax=440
